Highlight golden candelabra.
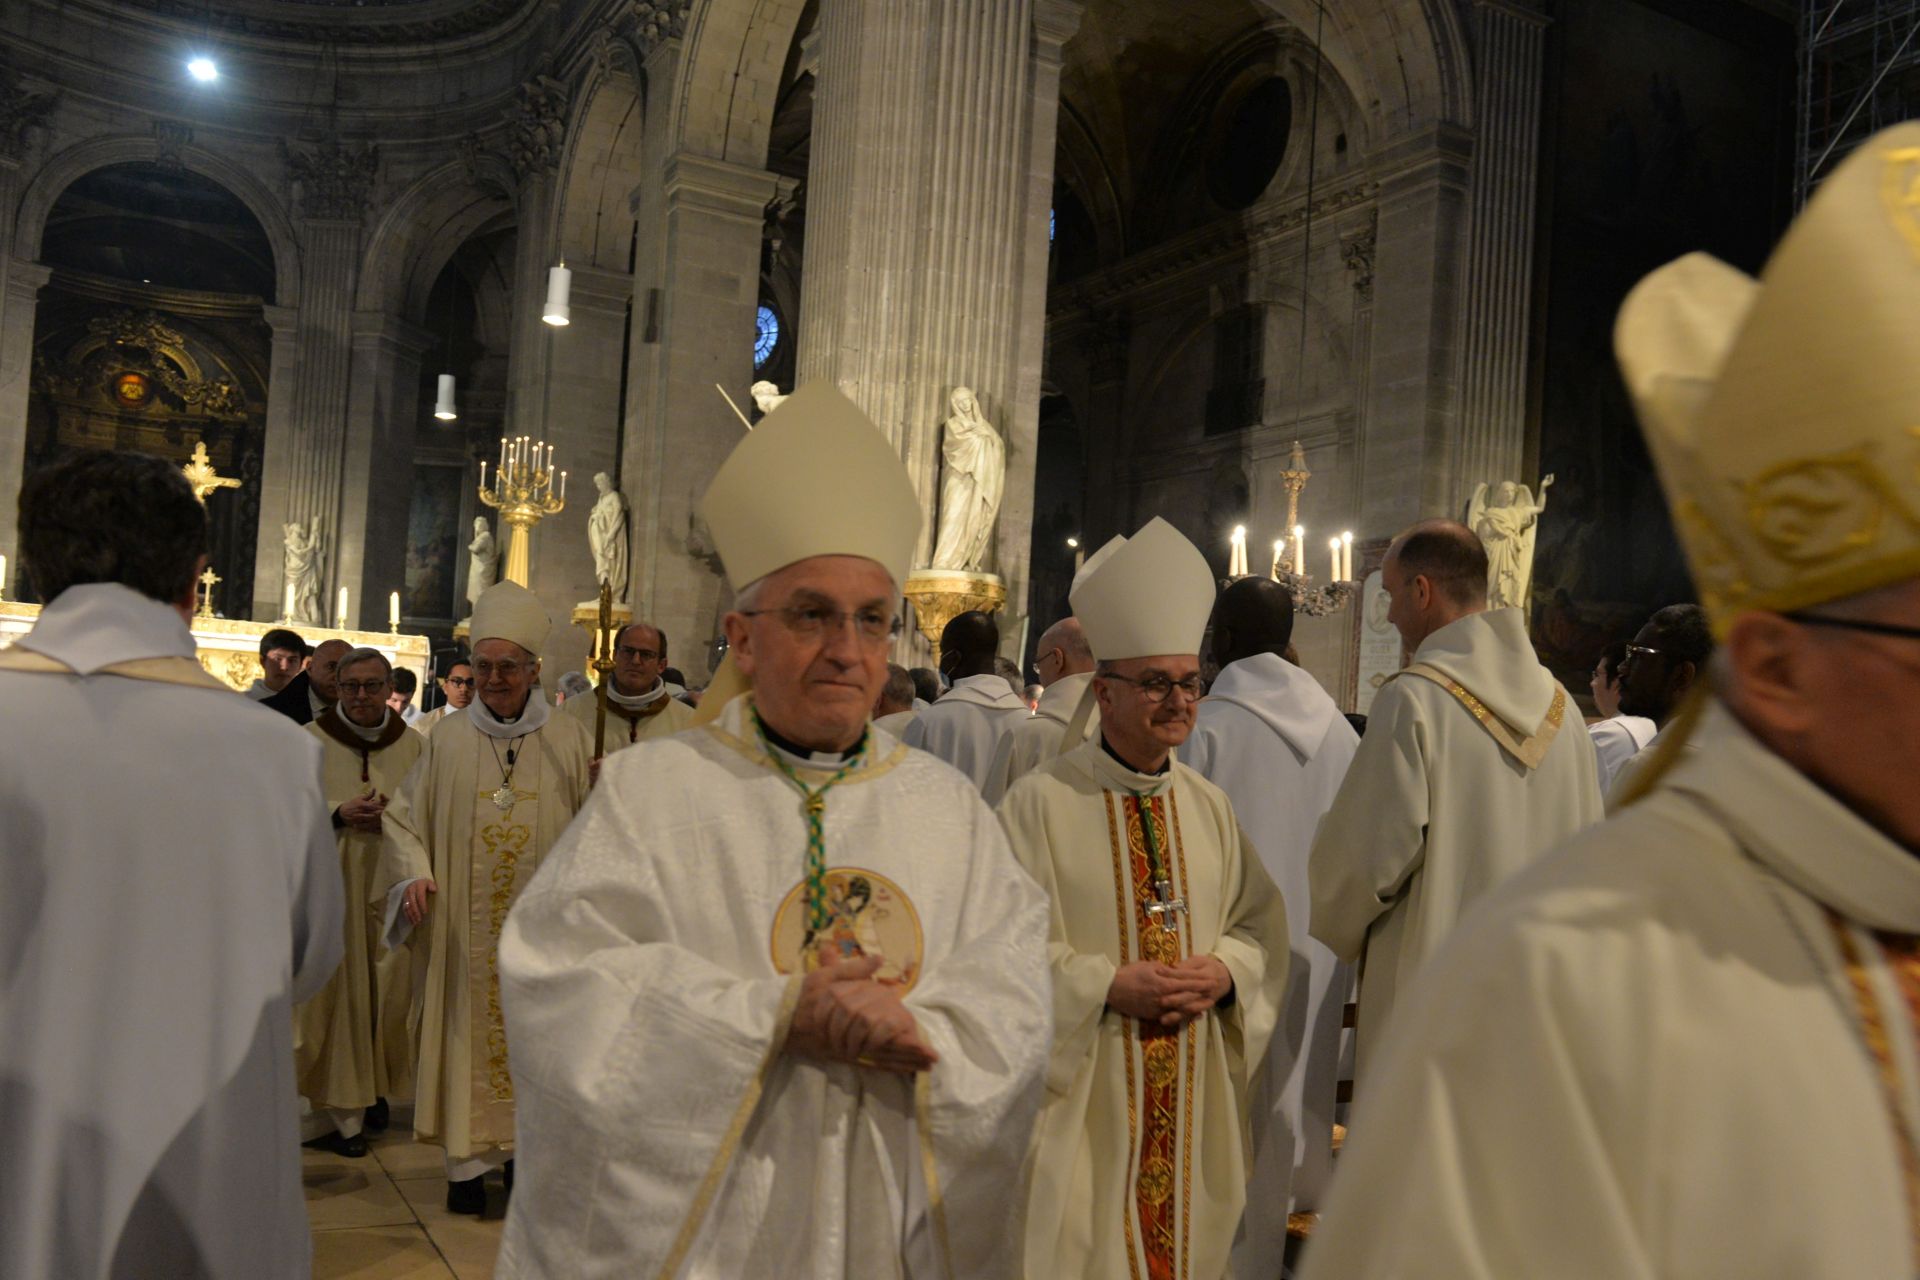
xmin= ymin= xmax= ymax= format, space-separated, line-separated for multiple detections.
xmin=479 ymin=435 xmax=567 ymax=587
xmin=1244 ymin=440 xmax=1356 ymax=618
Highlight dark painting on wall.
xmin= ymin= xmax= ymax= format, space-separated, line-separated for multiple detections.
xmin=1529 ymin=0 xmax=1794 ymax=693
xmin=404 ymin=463 xmax=463 ymax=622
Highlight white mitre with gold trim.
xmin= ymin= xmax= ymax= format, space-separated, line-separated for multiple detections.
xmin=698 ymin=382 xmax=923 ymax=592
xmin=471 ymin=581 xmax=552 ymax=657
xmin=1616 ymin=122 xmax=1920 ymax=635
xmin=1070 ymin=517 xmax=1216 ymax=661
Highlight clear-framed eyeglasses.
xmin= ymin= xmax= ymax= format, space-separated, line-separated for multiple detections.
xmin=1103 ymin=672 xmax=1206 ymax=703
xmin=336 ymin=679 xmax=391 ymax=696
xmin=740 ymin=604 xmax=903 ymax=644
xmin=614 ymin=645 xmax=661 ymax=662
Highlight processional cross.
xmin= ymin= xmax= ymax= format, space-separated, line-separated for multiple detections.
xmin=181 ymin=441 xmax=241 ymax=505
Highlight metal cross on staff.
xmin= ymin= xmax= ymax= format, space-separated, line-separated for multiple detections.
xmin=592 ymin=578 xmax=616 ymax=764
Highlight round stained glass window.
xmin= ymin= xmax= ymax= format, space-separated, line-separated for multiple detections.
xmin=754 ymin=304 xmax=780 ymax=370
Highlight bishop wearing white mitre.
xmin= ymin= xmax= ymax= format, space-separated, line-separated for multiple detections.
xmin=1302 ymin=124 xmax=1920 ymax=1280
xmin=494 ymin=383 xmax=1052 ymax=1279
xmin=375 ymin=581 xmax=594 ymax=1212
xmin=999 ymin=517 xmax=1289 ymax=1280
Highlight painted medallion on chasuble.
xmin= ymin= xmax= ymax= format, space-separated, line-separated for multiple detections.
xmin=771 ymin=867 xmax=924 ymax=992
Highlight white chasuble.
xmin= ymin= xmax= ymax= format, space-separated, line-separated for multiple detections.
xmin=904 ymin=673 xmax=1031 ymax=791
xmin=1308 ymin=608 xmax=1603 ymax=1081
xmin=376 ymin=705 xmax=592 ymax=1158
xmin=494 ymin=700 xmax=1051 ymax=1280
xmin=1301 ymin=701 xmax=1920 ymax=1279
xmin=982 ymin=670 xmax=1101 ymax=806
xmin=998 ymin=738 xmax=1289 ymax=1280
xmin=298 ymin=713 xmax=424 ymax=1111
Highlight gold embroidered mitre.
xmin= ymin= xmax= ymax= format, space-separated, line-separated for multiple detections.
xmin=1616 ymin=123 xmax=1920 ymax=636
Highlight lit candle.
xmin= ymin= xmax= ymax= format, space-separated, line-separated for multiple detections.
xmin=1230 ymin=525 xmax=1247 ymax=577
xmin=479 ymin=460 xmax=488 ymax=492
xmin=337 ymin=586 xmax=349 ymax=629
xmin=389 ymin=591 xmax=400 ymax=627
xmin=1329 ymin=537 xmax=1341 ymax=582
xmin=1271 ymin=540 xmax=1284 ymax=580
xmin=499 ymin=437 xmax=507 ymax=470
xmin=1341 ymin=531 xmax=1354 ymax=581
xmin=1293 ymin=526 xmax=1305 ymax=576
xmin=535 ymin=441 xmax=544 ymax=473
xmin=559 ymin=470 xmax=567 ymax=501
xmin=1 ymin=551 xmax=8 ymax=597
xmin=284 ymin=581 xmax=295 ymax=618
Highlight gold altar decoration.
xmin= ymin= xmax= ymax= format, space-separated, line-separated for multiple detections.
xmin=902 ymin=568 xmax=1007 ymax=665
xmin=181 ymin=440 xmax=242 ymax=504
xmin=479 ymin=435 xmax=566 ymax=587
xmin=195 ymin=567 xmax=221 ymax=618
xmin=1258 ymin=439 xmax=1356 ymax=618
xmin=0 ymin=600 xmax=431 ymax=695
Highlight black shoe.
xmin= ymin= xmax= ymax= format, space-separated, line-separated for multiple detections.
xmin=446 ymin=1176 xmax=486 ymax=1216
xmin=363 ymin=1098 xmax=390 ymax=1133
xmin=304 ymin=1130 xmax=369 ymax=1159
xmin=502 ymin=1159 xmax=514 ymax=1194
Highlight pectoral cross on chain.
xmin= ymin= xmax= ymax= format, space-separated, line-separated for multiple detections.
xmin=1146 ymin=879 xmax=1187 ymax=933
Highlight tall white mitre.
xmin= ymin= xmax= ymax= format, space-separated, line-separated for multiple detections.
xmin=692 ymin=382 xmax=924 ymax=721
xmin=470 ymin=580 xmax=551 ymax=656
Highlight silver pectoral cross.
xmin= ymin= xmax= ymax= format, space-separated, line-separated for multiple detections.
xmin=1145 ymin=879 xmax=1187 ymax=932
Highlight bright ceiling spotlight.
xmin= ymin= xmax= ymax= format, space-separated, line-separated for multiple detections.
xmin=187 ymin=57 xmax=219 ymax=83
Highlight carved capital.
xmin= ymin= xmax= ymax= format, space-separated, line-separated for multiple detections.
xmin=506 ymin=75 xmax=570 ymax=178
xmin=629 ymin=0 xmax=693 ymax=54
xmin=0 ymin=60 xmax=56 ymax=165
xmin=282 ymin=138 xmax=379 ymax=221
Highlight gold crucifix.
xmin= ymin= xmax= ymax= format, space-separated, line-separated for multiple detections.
xmin=181 ymin=441 xmax=241 ymax=505
xmin=196 ymin=566 xmax=221 ymax=618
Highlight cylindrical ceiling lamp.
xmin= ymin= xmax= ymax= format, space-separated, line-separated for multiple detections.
xmin=434 ymin=373 xmax=458 ymax=421
xmin=542 ymin=262 xmax=572 ymax=326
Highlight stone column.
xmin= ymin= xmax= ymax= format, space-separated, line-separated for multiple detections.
xmin=1357 ymin=125 xmax=1474 ymax=534
xmin=799 ymin=0 xmax=1083 ymax=655
xmin=1452 ymin=0 xmax=1550 ymax=495
xmin=0 ymin=255 xmax=50 ymax=580
xmin=251 ymin=305 xmax=303 ymax=620
xmin=338 ymin=311 xmax=435 ymax=624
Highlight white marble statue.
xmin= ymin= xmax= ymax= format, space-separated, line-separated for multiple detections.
xmin=1468 ymin=475 xmax=1554 ymax=612
xmin=283 ymin=518 xmax=324 ymax=625
xmin=929 ymin=386 xmax=1005 ymax=573
xmin=750 ymin=381 xmax=787 ymax=418
xmin=587 ymin=472 xmax=629 ymax=599
xmin=466 ymin=517 xmax=498 ymax=611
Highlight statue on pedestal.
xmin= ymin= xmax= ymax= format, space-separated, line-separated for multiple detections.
xmin=283 ymin=518 xmax=325 ymax=624
xmin=929 ymin=386 xmax=1005 ymax=573
xmin=1468 ymin=475 xmax=1555 ymax=612
xmin=587 ymin=472 xmax=629 ymax=600
xmin=750 ymin=381 xmax=787 ymax=420
xmin=466 ymin=517 xmax=498 ymax=613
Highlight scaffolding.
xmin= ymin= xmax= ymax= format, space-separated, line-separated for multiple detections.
xmin=1798 ymin=0 xmax=1920 ymax=206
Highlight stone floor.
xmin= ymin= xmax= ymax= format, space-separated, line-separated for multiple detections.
xmin=305 ymin=1108 xmax=504 ymax=1280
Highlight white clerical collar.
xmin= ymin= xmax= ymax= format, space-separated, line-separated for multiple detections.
xmin=16 ymin=583 xmax=194 ymax=673
xmin=467 ymin=686 xmax=551 ymax=739
xmin=606 ymin=678 xmax=668 ymax=710
xmin=339 ymin=709 xmax=392 ymax=742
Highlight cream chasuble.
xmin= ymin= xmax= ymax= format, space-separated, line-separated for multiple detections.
xmin=1302 ymin=701 xmax=1920 ymax=1278
xmin=903 ymin=673 xmax=1031 ymax=790
xmin=1309 ymin=608 xmax=1603 ymax=1079
xmin=982 ymin=670 xmax=1101 ymax=806
xmin=998 ymin=737 xmax=1289 ymax=1280
xmin=299 ymin=712 xmax=424 ymax=1111
xmin=560 ymin=679 xmax=695 ymax=752
xmin=494 ymin=699 xmax=1051 ymax=1280
xmin=376 ymin=700 xmax=592 ymax=1158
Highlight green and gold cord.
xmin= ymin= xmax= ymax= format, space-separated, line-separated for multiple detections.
xmin=755 ymin=711 xmax=862 ymax=934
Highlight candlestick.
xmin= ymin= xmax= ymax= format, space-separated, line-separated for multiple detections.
xmin=1230 ymin=525 xmax=1247 ymax=577
xmin=1341 ymin=531 xmax=1354 ymax=581
xmin=1329 ymin=537 xmax=1341 ymax=583
xmin=498 ymin=437 xmax=506 ymax=470
xmin=560 ymin=470 xmax=567 ymax=501
xmin=337 ymin=586 xmax=349 ymax=630
xmin=283 ymin=581 xmax=295 ymax=619
xmin=1293 ymin=526 xmax=1305 ymax=576
xmin=389 ymin=591 xmax=400 ymax=629
xmin=1271 ymin=540 xmax=1284 ymax=580
xmin=0 ymin=551 xmax=7 ymax=600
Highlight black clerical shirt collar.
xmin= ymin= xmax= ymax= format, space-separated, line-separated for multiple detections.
xmin=759 ymin=717 xmax=866 ymax=767
xmin=1101 ymin=734 xmax=1171 ymax=776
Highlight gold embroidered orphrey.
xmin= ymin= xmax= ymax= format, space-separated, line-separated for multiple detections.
xmin=770 ymin=866 xmax=925 ymax=993
xmin=1881 ymin=147 xmax=1920 ymax=260
xmin=1389 ymin=665 xmax=1568 ymax=771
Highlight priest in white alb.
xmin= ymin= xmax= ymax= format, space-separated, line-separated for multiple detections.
xmin=999 ymin=516 xmax=1289 ymax=1280
xmin=493 ymin=384 xmax=1051 ymax=1279
xmin=1302 ymin=121 xmax=1920 ymax=1280
xmin=297 ymin=646 xmax=425 ymax=1155
xmin=375 ymin=580 xmax=593 ymax=1214
xmin=1308 ymin=522 xmax=1601 ymax=1079
xmin=560 ymin=619 xmax=694 ymax=756
xmin=903 ymin=608 xmax=1030 ymax=789
xmin=982 ymin=613 xmax=1100 ymax=805
xmin=1180 ymin=575 xmax=1358 ymax=1265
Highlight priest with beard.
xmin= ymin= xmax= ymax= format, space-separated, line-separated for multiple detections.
xmin=493 ymin=384 xmax=1050 ymax=1279
xmin=1301 ymin=120 xmax=1920 ymax=1280
xmin=998 ymin=517 xmax=1289 ymax=1280
xmin=376 ymin=581 xmax=593 ymax=1214
xmin=560 ymin=619 xmax=694 ymax=755
xmin=1181 ymin=575 xmax=1359 ymax=1265
xmin=298 ymin=646 xmax=424 ymax=1154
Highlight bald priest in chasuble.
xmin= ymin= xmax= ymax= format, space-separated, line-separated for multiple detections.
xmin=495 ymin=385 xmax=1051 ymax=1279
xmin=375 ymin=582 xmax=593 ymax=1207
xmin=298 ymin=648 xmax=425 ymax=1148
xmin=998 ymin=517 xmax=1289 ymax=1280
xmin=1301 ymin=124 xmax=1920 ymax=1280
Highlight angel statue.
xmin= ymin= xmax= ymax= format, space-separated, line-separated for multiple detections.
xmin=283 ymin=518 xmax=325 ymax=625
xmin=1468 ymin=475 xmax=1554 ymax=612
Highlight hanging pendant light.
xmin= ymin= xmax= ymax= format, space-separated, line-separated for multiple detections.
xmin=542 ymin=261 xmax=572 ymax=326
xmin=433 ymin=373 xmax=458 ymax=421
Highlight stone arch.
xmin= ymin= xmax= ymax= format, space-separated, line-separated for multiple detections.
xmin=675 ymin=0 xmax=814 ymax=164
xmin=1255 ymin=0 xmax=1470 ymax=134
xmin=554 ymin=66 xmax=647 ymax=271
xmin=14 ymin=134 xmax=303 ymax=306
xmin=354 ymin=163 xmax=515 ymax=321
